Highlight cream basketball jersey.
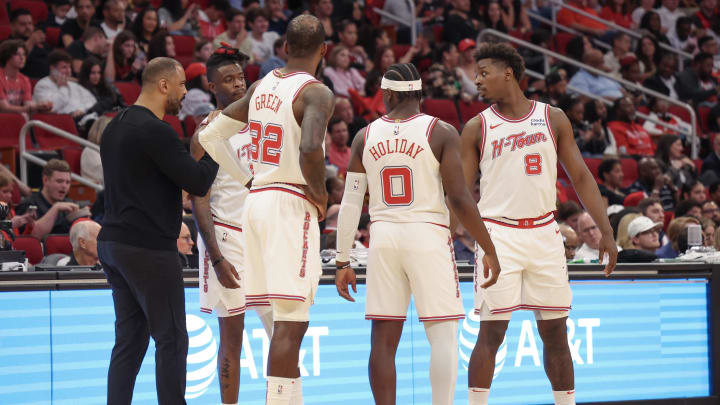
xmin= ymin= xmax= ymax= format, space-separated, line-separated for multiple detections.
xmin=362 ymin=113 xmax=450 ymax=226
xmin=477 ymin=101 xmax=558 ymax=219
xmin=248 ymin=69 xmax=322 ymax=187
xmin=203 ymin=118 xmax=252 ymax=228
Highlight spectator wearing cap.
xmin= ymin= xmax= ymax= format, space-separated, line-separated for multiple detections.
xmin=179 ymin=62 xmax=214 ymax=121
xmin=676 ymin=53 xmax=720 ymax=106
xmin=16 ymin=159 xmax=83 ymax=240
xmin=604 ymin=33 xmax=633 ymax=78
xmin=213 ymin=9 xmax=254 ymax=64
xmin=45 ymin=0 xmax=72 ymax=29
xmin=607 ymin=97 xmax=655 ymax=157
xmin=260 ymin=37 xmax=288 ymax=79
xmin=597 ymin=158 xmax=627 ymax=206
xmin=61 ymin=0 xmax=98 ymax=48
xmin=617 ymin=216 xmax=661 ymax=262
xmin=0 ymin=40 xmax=52 ymax=116
xmin=9 ymin=8 xmax=50 ymax=79
xmin=33 ymin=50 xmax=97 ymax=118
xmin=624 ymin=157 xmax=676 ymax=210
xmin=568 ymin=49 xmax=625 ymax=101
xmin=198 ymin=0 xmax=228 ymax=40
xmin=67 ymin=27 xmax=107 ymax=75
xmin=638 ymin=197 xmax=670 ymax=246
xmin=456 ymin=38 xmax=479 ymax=100
xmin=247 ymin=7 xmax=280 ymax=65
xmin=643 ymin=54 xmax=679 ymax=100
xmin=324 ymin=45 xmax=365 ymax=98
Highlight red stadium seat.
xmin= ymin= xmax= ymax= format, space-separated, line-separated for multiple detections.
xmin=584 ymin=157 xmax=603 ymax=182
xmin=698 ymin=106 xmax=711 ymax=134
xmin=392 ymin=44 xmax=411 ymax=59
xmin=0 ymin=24 xmax=10 ymax=42
xmin=173 ymin=35 xmax=195 ymax=67
xmin=663 ymin=210 xmax=674 ymax=231
xmin=620 ymin=158 xmax=637 ymax=188
xmin=44 ymin=234 xmax=72 ymax=255
xmin=432 ymin=25 xmax=443 ymax=43
xmin=12 ymin=236 xmax=43 ymax=264
xmin=553 ymin=32 xmax=576 ymax=54
xmin=421 ymin=99 xmax=461 ymax=131
xmin=0 ymin=3 xmax=9 ymax=24
xmin=163 ymin=115 xmax=184 ymax=137
xmin=184 ymin=115 xmax=197 ymax=138
xmin=31 ymin=113 xmax=79 ymax=149
xmin=45 ymin=26 xmax=60 ymax=47
xmin=68 ymin=182 xmax=97 ymax=204
xmin=9 ymin=0 xmax=47 ymax=24
xmin=0 ymin=112 xmax=28 ymax=148
xmin=114 ymin=81 xmax=141 ymax=104
xmin=245 ymin=64 xmax=260 ymax=84
xmin=458 ymin=101 xmax=489 ymax=123
xmin=668 ymin=105 xmax=691 ymax=124
xmin=11 ymin=181 xmax=20 ymax=205
xmin=61 ymin=146 xmax=82 ymax=174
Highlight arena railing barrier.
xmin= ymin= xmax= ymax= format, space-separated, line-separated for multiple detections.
xmin=373 ymin=2 xmax=417 ymax=45
xmin=479 ymin=28 xmax=699 ymax=158
xmin=18 ymin=120 xmax=103 ymax=192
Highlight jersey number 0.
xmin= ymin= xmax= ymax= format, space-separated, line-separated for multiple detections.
xmin=249 ymin=121 xmax=284 ymax=165
xmin=381 ymin=166 xmax=414 ymax=206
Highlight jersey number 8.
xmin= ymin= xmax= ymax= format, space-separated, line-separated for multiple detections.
xmin=249 ymin=121 xmax=284 ymax=165
xmin=381 ymin=166 xmax=414 ymax=206
xmin=524 ymin=153 xmax=542 ymax=175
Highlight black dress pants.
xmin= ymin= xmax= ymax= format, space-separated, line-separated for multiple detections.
xmin=99 ymin=240 xmax=188 ymax=405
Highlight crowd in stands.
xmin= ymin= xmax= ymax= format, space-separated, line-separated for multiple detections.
xmin=2 ymin=0 xmax=720 ymax=267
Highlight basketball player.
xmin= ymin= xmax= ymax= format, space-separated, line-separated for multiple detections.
xmin=189 ymin=45 xmax=273 ymax=405
xmin=334 ymin=63 xmax=501 ymax=405
xmin=198 ymin=15 xmax=333 ymax=405
xmin=461 ymin=44 xmax=617 ymax=405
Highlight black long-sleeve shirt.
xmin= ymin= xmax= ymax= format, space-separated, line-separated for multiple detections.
xmin=98 ymin=105 xmax=218 ymax=251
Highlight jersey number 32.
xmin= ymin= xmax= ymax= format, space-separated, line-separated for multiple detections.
xmin=249 ymin=121 xmax=283 ymax=165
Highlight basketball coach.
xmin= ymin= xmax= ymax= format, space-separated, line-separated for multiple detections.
xmin=97 ymin=57 xmax=219 ymax=405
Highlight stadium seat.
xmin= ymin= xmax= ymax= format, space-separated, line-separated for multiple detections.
xmin=421 ymin=99 xmax=461 ymax=131
xmin=68 ymin=182 xmax=97 ymax=204
xmin=0 ymin=5 xmax=8 ymax=24
xmin=114 ymin=81 xmax=141 ymax=104
xmin=553 ymin=32 xmax=575 ymax=54
xmin=392 ymin=44 xmax=411 ymax=59
xmin=173 ymin=35 xmax=195 ymax=67
xmin=432 ymin=25 xmax=443 ymax=43
xmin=61 ymin=146 xmax=82 ymax=174
xmin=245 ymin=64 xmax=260 ymax=84
xmin=0 ymin=112 xmax=28 ymax=148
xmin=184 ymin=115 xmax=197 ymax=138
xmin=31 ymin=113 xmax=79 ymax=149
xmin=458 ymin=101 xmax=489 ymax=123
xmin=9 ymin=0 xmax=48 ymax=24
xmin=0 ymin=25 xmax=10 ymax=42
xmin=584 ymin=157 xmax=603 ymax=182
xmin=163 ymin=115 xmax=184 ymax=137
xmin=44 ymin=234 xmax=72 ymax=255
xmin=663 ymin=210 xmax=674 ymax=231
xmin=698 ymin=106 xmax=711 ymax=134
xmin=668 ymin=105 xmax=691 ymax=124
xmin=12 ymin=235 xmax=43 ymax=264
xmin=45 ymin=26 xmax=60 ymax=47
xmin=620 ymin=158 xmax=637 ymax=188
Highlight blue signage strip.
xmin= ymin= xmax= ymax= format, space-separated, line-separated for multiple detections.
xmin=0 ymin=279 xmax=710 ymax=404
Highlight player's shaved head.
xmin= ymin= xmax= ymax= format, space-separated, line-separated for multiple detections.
xmin=141 ymin=57 xmax=183 ymax=87
xmin=286 ymin=15 xmax=325 ymax=58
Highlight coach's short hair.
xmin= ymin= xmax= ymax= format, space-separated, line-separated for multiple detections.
xmin=141 ymin=57 xmax=182 ymax=86
xmin=474 ymin=42 xmax=525 ymax=82
xmin=285 ymin=15 xmax=325 ymax=58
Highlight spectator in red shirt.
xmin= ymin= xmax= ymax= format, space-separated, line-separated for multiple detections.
xmin=600 ymin=0 xmax=634 ymax=28
xmin=693 ymin=0 xmax=718 ymax=30
xmin=104 ymin=30 xmax=144 ymax=82
xmin=199 ymin=0 xmax=228 ymax=40
xmin=557 ymin=0 xmax=609 ymax=38
xmin=0 ymin=40 xmax=52 ymax=115
xmin=608 ymin=96 xmax=656 ymax=156
xmin=327 ymin=117 xmax=351 ymax=176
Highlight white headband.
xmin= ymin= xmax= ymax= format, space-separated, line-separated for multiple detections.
xmin=380 ymin=77 xmax=422 ymax=92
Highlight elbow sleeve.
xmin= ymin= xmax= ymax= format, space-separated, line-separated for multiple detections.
xmin=198 ymin=113 xmax=253 ymax=186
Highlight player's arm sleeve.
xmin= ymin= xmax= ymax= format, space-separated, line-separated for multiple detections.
xmin=198 ymin=113 xmax=254 ymax=186
xmin=336 ymin=171 xmax=367 ymax=262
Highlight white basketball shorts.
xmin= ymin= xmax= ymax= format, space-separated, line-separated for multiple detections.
xmin=474 ymin=215 xmax=571 ymax=321
xmin=365 ymin=221 xmax=465 ymax=322
xmin=241 ymin=184 xmax=321 ymax=322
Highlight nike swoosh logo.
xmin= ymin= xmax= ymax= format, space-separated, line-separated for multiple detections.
xmin=490 ymin=123 xmax=503 ymax=129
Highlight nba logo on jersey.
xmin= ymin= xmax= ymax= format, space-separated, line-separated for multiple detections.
xmin=352 ymin=178 xmax=360 ymax=191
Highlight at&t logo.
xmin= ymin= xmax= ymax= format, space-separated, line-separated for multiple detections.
xmin=185 ymin=315 xmax=218 ymax=399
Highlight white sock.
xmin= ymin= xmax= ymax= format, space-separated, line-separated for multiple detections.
xmin=265 ymin=376 xmax=295 ymax=405
xmin=553 ymin=390 xmax=576 ymax=405
xmin=255 ymin=305 xmax=274 ymax=337
xmin=290 ymin=377 xmax=303 ymax=405
xmin=424 ymin=320 xmax=459 ymax=405
xmin=468 ymin=387 xmax=489 ymax=405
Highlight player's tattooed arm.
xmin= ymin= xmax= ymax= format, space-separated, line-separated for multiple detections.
xmin=552 ymin=106 xmax=617 ymax=276
xmin=433 ymin=120 xmax=500 ymax=288
xmin=297 ymin=83 xmax=335 ymax=221
xmin=222 ymin=80 xmax=261 ymax=123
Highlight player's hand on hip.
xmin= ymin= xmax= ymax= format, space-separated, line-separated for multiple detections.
xmin=480 ymin=253 xmax=501 ymax=289
xmin=597 ymin=235 xmax=618 ymax=277
xmin=302 ymin=186 xmax=328 ymax=221
xmin=213 ymin=259 xmax=241 ymax=289
xmin=335 ymin=264 xmax=357 ymax=302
